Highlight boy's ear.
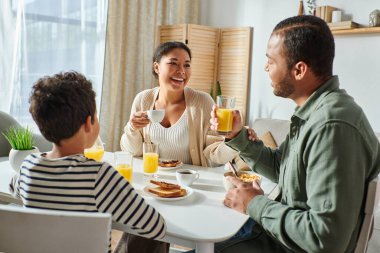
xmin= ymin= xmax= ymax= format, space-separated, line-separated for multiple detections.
xmin=84 ymin=115 xmax=93 ymax=132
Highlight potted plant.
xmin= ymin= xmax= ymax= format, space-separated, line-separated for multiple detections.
xmin=210 ymin=80 xmax=222 ymax=101
xmin=2 ymin=126 xmax=39 ymax=172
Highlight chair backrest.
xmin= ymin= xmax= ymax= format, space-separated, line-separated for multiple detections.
xmin=0 ymin=111 xmax=21 ymax=156
xmin=0 ymin=205 xmax=112 ymax=253
xmin=354 ymin=176 xmax=380 ymax=253
xmin=252 ymin=118 xmax=290 ymax=145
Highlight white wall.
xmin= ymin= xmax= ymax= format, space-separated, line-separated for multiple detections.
xmin=200 ymin=0 xmax=380 ymax=132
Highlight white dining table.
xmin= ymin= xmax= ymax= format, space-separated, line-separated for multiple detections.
xmin=0 ymin=153 xmax=277 ymax=253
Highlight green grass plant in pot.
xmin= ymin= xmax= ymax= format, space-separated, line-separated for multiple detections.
xmin=2 ymin=126 xmax=39 ymax=172
xmin=210 ymin=80 xmax=222 ymax=101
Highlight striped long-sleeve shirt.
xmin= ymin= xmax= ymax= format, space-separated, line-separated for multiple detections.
xmin=9 ymin=153 xmax=166 ymax=243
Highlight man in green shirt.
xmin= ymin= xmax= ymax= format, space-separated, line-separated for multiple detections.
xmin=210 ymin=15 xmax=380 ymax=252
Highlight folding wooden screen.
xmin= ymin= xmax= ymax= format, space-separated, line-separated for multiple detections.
xmin=157 ymin=24 xmax=252 ymax=123
xmin=158 ymin=24 xmax=219 ymax=94
xmin=187 ymin=25 xmax=219 ymax=94
xmin=158 ymin=24 xmax=187 ymax=44
xmin=217 ymin=27 xmax=252 ymax=123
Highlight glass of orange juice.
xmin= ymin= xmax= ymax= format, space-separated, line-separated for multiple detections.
xmin=216 ymin=96 xmax=236 ymax=135
xmin=84 ymin=137 xmax=105 ymax=162
xmin=143 ymin=142 xmax=159 ymax=177
xmin=114 ymin=151 xmax=133 ymax=183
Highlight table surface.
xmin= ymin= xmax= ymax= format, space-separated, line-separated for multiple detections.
xmin=0 ymin=153 xmax=277 ymax=250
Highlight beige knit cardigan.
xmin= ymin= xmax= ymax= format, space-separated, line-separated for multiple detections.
xmin=120 ymin=87 xmax=239 ymax=167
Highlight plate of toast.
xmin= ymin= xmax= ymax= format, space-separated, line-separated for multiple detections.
xmin=144 ymin=180 xmax=193 ymax=201
xmin=158 ymin=159 xmax=183 ymax=171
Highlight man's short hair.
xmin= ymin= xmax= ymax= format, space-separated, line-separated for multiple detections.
xmin=273 ymin=15 xmax=335 ymax=78
xmin=29 ymin=71 xmax=96 ymax=145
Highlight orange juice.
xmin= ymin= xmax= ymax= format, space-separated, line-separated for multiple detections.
xmin=84 ymin=147 xmax=104 ymax=162
xmin=116 ymin=164 xmax=133 ymax=182
xmin=216 ymin=108 xmax=233 ymax=133
xmin=143 ymin=152 xmax=159 ymax=174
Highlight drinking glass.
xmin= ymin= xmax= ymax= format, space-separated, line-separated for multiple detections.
xmin=114 ymin=151 xmax=133 ymax=183
xmin=143 ymin=142 xmax=159 ymax=177
xmin=84 ymin=136 xmax=105 ymax=162
xmin=216 ymin=96 xmax=236 ymax=135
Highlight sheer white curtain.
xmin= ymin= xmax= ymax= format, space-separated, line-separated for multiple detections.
xmin=0 ymin=0 xmax=108 ymax=131
xmin=0 ymin=0 xmax=20 ymax=113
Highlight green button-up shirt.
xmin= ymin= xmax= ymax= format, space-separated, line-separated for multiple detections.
xmin=227 ymin=76 xmax=380 ymax=253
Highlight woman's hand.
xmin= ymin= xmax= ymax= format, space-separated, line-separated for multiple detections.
xmin=210 ymin=105 xmax=243 ymax=139
xmin=129 ymin=111 xmax=150 ymax=130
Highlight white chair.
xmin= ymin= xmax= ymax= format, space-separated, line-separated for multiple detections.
xmin=0 ymin=205 xmax=112 ymax=253
xmin=354 ymin=176 xmax=380 ymax=253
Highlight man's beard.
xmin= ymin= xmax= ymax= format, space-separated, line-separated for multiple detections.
xmin=272 ymin=73 xmax=295 ymax=98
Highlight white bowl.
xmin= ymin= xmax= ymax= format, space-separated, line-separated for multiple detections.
xmin=222 ymin=171 xmax=261 ymax=191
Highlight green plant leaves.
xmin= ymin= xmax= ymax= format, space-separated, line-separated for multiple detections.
xmin=210 ymin=81 xmax=222 ymax=101
xmin=2 ymin=126 xmax=35 ymax=150
xmin=216 ymin=81 xmax=222 ymax=97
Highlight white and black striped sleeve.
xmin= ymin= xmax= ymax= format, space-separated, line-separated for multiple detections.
xmin=9 ymin=172 xmax=21 ymax=198
xmin=94 ymin=163 xmax=166 ymax=239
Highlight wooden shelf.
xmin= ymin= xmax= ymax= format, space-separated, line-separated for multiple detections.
xmin=332 ymin=26 xmax=380 ymax=35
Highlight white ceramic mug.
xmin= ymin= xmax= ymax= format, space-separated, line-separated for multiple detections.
xmin=147 ymin=109 xmax=165 ymax=123
xmin=176 ymin=169 xmax=199 ymax=187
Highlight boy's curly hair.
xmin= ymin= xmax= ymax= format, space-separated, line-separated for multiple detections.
xmin=29 ymin=71 xmax=96 ymax=145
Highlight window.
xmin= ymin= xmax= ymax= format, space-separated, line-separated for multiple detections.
xmin=0 ymin=0 xmax=108 ymax=131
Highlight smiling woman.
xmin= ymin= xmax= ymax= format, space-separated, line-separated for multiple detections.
xmin=120 ymin=41 xmax=240 ymax=168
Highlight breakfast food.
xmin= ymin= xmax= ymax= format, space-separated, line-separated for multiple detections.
xmin=159 ymin=159 xmax=181 ymax=167
xmin=148 ymin=187 xmax=187 ymax=198
xmin=223 ymin=172 xmax=262 ymax=191
xmin=238 ymin=173 xmax=261 ymax=183
xmin=148 ymin=180 xmax=187 ymax=198
xmin=150 ymin=180 xmax=181 ymax=189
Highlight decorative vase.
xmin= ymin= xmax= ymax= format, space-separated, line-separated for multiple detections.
xmin=9 ymin=147 xmax=40 ymax=173
xmin=369 ymin=9 xmax=380 ymax=27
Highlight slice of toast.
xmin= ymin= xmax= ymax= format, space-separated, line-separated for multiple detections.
xmin=159 ymin=160 xmax=181 ymax=167
xmin=150 ymin=180 xmax=181 ymax=190
xmin=148 ymin=187 xmax=187 ymax=198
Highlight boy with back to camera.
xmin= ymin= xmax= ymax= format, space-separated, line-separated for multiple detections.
xmin=9 ymin=71 xmax=168 ymax=253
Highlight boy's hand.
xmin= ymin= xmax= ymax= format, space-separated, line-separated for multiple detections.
xmin=129 ymin=111 xmax=150 ymax=130
xmin=210 ymin=105 xmax=243 ymax=139
xmin=223 ymin=176 xmax=264 ymax=214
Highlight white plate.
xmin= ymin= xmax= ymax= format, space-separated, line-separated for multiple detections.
xmin=143 ymin=185 xmax=193 ymax=201
xmin=158 ymin=161 xmax=183 ymax=171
